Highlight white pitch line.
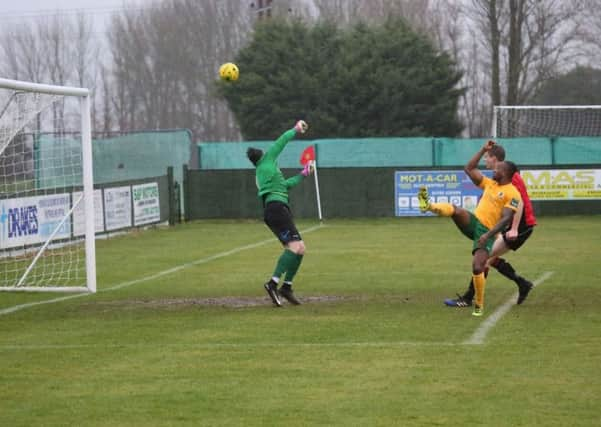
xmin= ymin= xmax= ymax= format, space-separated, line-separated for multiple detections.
xmin=0 ymin=224 xmax=325 ymax=316
xmin=0 ymin=292 xmax=90 ymax=316
xmin=464 ymin=271 xmax=554 ymax=345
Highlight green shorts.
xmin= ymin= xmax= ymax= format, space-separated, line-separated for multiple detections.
xmin=458 ymin=212 xmax=495 ymax=254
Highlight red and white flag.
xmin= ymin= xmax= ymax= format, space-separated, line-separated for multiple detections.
xmin=299 ymin=145 xmax=322 ymax=221
xmin=300 ymin=145 xmax=316 ymax=166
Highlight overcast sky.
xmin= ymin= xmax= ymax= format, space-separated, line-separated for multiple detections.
xmin=0 ymin=0 xmax=150 ymax=24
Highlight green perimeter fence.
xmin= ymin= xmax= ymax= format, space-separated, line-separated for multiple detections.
xmin=22 ymin=132 xmax=601 ymax=221
xmin=191 ymin=136 xmax=601 ymax=219
xmin=184 ymin=165 xmax=601 ymax=219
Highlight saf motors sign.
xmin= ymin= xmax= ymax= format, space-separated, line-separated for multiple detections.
xmin=132 ymin=182 xmax=160 ymax=226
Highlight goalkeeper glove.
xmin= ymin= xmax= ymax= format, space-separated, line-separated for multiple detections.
xmin=294 ymin=120 xmax=308 ymax=134
xmin=301 ymin=162 xmax=314 ymax=177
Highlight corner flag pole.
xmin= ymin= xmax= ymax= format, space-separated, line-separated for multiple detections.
xmin=300 ymin=145 xmax=322 ymax=221
xmin=311 ymin=160 xmax=323 ymax=221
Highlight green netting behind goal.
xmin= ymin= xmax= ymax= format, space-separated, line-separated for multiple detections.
xmin=37 ymin=129 xmax=191 ymax=188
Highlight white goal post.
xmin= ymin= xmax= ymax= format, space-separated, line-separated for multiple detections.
xmin=0 ymin=78 xmax=96 ymax=292
xmin=492 ymin=105 xmax=601 ymax=138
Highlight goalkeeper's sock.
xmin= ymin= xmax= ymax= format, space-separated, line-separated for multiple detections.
xmin=472 ymin=272 xmax=486 ymax=308
xmin=271 ymin=277 xmax=280 ymax=284
xmin=272 ymin=249 xmax=297 ymax=279
xmin=284 ymin=253 xmax=304 ymax=282
xmin=430 ymin=202 xmax=454 ymax=217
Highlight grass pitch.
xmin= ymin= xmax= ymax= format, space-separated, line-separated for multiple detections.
xmin=1 ymin=217 xmax=600 ymax=426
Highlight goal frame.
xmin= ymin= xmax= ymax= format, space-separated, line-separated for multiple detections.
xmin=492 ymin=105 xmax=601 ymax=138
xmin=0 ymin=77 xmax=96 ymax=293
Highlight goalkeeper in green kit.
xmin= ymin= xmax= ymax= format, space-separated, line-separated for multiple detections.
xmin=246 ymin=120 xmax=312 ymax=307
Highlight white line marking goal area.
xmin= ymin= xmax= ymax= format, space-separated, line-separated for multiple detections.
xmin=464 ymin=271 xmax=554 ymax=345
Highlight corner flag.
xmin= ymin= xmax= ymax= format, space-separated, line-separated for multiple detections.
xmin=299 ymin=145 xmax=322 ymax=221
xmin=300 ymin=145 xmax=316 ymax=166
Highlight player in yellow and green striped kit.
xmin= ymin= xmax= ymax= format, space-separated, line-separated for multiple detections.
xmin=246 ymin=120 xmax=312 ymax=307
xmin=418 ymin=140 xmax=522 ymax=316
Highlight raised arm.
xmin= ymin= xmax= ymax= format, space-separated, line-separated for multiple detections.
xmin=263 ymin=120 xmax=308 ymax=163
xmin=464 ymin=140 xmax=495 ymax=186
xmin=262 ymin=129 xmax=297 ymax=163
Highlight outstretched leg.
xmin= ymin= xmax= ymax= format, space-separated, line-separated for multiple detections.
xmin=418 ymin=186 xmax=472 ymax=234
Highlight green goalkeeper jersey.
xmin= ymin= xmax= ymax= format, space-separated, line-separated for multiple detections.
xmin=256 ymin=128 xmax=304 ymax=205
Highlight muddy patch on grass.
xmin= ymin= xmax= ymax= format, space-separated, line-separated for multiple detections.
xmin=92 ymin=295 xmax=349 ymax=309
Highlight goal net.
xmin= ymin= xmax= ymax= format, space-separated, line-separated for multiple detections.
xmin=493 ymin=105 xmax=601 ymax=138
xmin=0 ymin=78 xmax=96 ymax=292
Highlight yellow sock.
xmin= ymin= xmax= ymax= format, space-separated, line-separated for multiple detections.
xmin=473 ymin=272 xmax=486 ymax=308
xmin=430 ymin=202 xmax=454 ymax=217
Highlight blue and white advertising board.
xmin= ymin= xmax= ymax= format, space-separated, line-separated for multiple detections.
xmin=395 ymin=170 xmax=492 ymax=217
xmin=0 ymin=193 xmax=71 ymax=249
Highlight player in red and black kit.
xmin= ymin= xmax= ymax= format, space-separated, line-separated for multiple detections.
xmin=444 ymin=142 xmax=537 ymax=307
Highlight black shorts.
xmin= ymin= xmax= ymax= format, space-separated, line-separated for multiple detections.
xmin=264 ymin=201 xmax=302 ymax=244
xmin=502 ymin=223 xmax=534 ymax=251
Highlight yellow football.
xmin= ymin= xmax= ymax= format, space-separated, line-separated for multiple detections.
xmin=219 ymin=62 xmax=239 ymax=81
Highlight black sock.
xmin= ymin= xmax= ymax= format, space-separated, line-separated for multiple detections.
xmin=493 ymin=258 xmax=521 ymax=283
xmin=463 ymin=280 xmax=475 ymax=301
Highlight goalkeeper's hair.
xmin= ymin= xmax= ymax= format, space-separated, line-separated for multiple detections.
xmin=489 ymin=144 xmax=506 ymax=161
xmin=247 ymin=147 xmax=263 ymax=166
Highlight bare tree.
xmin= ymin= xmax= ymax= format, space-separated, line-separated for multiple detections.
xmin=282 ymin=0 xmax=432 ymax=33
xmin=105 ymin=0 xmax=252 ymax=140
xmin=70 ymin=13 xmax=100 ymax=130
xmin=0 ymin=21 xmax=47 ymax=85
xmin=99 ymin=64 xmax=113 ymax=135
xmin=38 ymin=15 xmax=69 ymax=132
xmin=0 ymin=13 xmax=100 ymax=133
xmin=0 ymin=21 xmax=48 ymax=133
xmin=71 ymin=14 xmax=98 ymax=90
xmin=466 ymin=0 xmax=585 ymax=107
xmin=579 ymin=0 xmax=601 ymax=68
xmin=0 ymin=27 xmax=24 ymax=80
